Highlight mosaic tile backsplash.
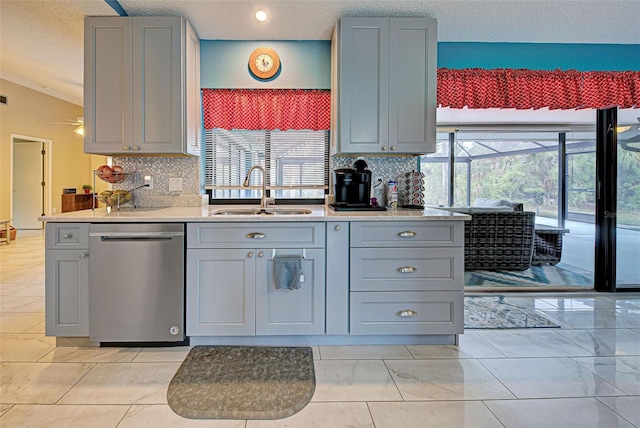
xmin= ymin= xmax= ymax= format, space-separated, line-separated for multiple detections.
xmin=110 ymin=156 xmax=206 ymax=207
xmin=331 ymin=156 xmax=419 ymax=184
xmin=104 ymin=155 xmax=418 ymax=207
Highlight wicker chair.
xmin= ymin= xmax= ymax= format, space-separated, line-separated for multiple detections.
xmin=463 ymin=211 xmax=536 ymax=271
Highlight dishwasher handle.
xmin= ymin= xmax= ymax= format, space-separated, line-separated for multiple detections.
xmin=91 ymin=231 xmax=183 ymax=242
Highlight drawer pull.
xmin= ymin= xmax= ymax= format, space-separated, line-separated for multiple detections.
xmin=63 ymin=233 xmax=73 ymax=239
xmin=397 ymin=231 xmax=416 ymax=238
xmin=395 ymin=310 xmax=417 ymax=318
xmin=397 ymin=266 xmax=417 ymax=273
xmin=246 ymin=232 xmax=265 ymax=239
xmin=79 ymin=252 xmax=89 ymax=259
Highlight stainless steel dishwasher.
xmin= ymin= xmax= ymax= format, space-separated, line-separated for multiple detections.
xmin=89 ymin=223 xmax=185 ymax=343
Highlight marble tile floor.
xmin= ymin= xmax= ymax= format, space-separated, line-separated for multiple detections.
xmin=1 ymin=231 xmax=639 ymax=427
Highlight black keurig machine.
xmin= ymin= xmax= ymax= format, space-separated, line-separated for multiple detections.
xmin=334 ymin=159 xmax=372 ymax=207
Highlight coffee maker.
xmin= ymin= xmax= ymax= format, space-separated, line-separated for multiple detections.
xmin=331 ymin=159 xmax=385 ymax=210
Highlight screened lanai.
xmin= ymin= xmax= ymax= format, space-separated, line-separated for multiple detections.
xmin=420 ymin=123 xmax=640 ymax=290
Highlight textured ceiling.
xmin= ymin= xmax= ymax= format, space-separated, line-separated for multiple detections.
xmin=1 ymin=0 xmax=639 ymax=123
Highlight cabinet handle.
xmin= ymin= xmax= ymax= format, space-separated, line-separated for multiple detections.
xmin=133 ymin=146 xmax=141 ymax=151
xmin=258 ymin=252 xmax=264 ymax=258
xmin=63 ymin=233 xmax=73 ymax=239
xmin=390 ymin=146 xmax=396 ymax=151
xmin=381 ymin=146 xmax=387 ymax=151
xmin=246 ymin=232 xmax=265 ymax=239
xmin=247 ymin=252 xmax=253 ymax=258
xmin=395 ymin=310 xmax=417 ymax=318
xmin=123 ymin=146 xmax=131 ymax=151
xmin=397 ymin=231 xmax=416 ymax=238
xmin=334 ymin=225 xmax=341 ymax=231
xmin=79 ymin=252 xmax=89 ymax=258
xmin=397 ymin=266 xmax=416 ymax=273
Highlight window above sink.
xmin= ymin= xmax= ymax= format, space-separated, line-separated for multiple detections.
xmin=202 ymin=89 xmax=330 ymax=206
xmin=204 ymin=128 xmax=329 ymax=205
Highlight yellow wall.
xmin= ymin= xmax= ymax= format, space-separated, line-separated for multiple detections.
xmin=0 ymin=79 xmax=107 ymax=219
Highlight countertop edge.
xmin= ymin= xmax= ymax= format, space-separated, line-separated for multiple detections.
xmin=38 ymin=206 xmax=472 ymax=222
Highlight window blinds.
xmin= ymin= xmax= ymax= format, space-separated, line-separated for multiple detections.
xmin=204 ymin=128 xmax=329 ymax=200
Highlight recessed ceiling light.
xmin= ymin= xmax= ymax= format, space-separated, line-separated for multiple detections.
xmin=255 ymin=10 xmax=268 ymax=22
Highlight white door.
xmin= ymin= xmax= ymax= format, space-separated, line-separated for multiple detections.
xmin=13 ymin=141 xmax=44 ymax=229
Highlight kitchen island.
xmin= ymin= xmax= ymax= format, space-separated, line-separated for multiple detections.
xmin=40 ymin=205 xmax=470 ymax=346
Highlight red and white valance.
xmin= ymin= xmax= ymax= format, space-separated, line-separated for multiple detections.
xmin=202 ymin=70 xmax=638 ymax=130
xmin=202 ymin=89 xmax=331 ymax=131
xmin=437 ymin=68 xmax=640 ymax=110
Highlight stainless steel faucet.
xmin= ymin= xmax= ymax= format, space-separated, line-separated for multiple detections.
xmin=243 ymin=165 xmax=270 ymax=210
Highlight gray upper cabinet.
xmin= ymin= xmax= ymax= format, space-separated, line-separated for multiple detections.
xmin=332 ymin=17 xmax=437 ymax=155
xmin=84 ymin=16 xmax=201 ymax=155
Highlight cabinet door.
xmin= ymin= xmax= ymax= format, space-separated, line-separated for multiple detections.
xmin=45 ymin=250 xmax=90 ymax=336
xmin=84 ymin=17 xmax=133 ymax=153
xmin=388 ymin=18 xmax=437 ymax=154
xmin=338 ymin=17 xmax=389 ymax=154
xmin=132 ymin=17 xmax=184 ymax=153
xmin=255 ymin=248 xmax=326 ymax=335
xmin=186 ymin=249 xmax=256 ymax=336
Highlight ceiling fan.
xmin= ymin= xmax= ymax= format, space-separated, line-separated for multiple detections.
xmin=47 ymin=116 xmax=84 ymax=135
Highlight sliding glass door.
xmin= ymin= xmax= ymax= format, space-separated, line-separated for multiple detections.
xmin=420 ymin=119 xmax=637 ymax=291
xmin=616 ymin=125 xmax=640 ymax=288
xmin=563 ymin=137 xmax=596 ymax=278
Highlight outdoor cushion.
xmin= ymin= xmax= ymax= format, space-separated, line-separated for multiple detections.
xmin=474 ymin=198 xmax=510 ymax=207
xmin=436 ymin=206 xmax=513 ymax=214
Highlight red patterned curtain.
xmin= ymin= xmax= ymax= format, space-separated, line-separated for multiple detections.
xmin=437 ymin=68 xmax=640 ymax=110
xmin=202 ymin=89 xmax=331 ymax=130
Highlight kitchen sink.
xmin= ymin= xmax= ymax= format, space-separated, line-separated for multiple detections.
xmin=210 ymin=207 xmax=313 ymax=216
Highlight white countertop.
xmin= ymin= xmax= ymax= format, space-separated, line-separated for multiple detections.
xmin=39 ymin=205 xmax=471 ymax=223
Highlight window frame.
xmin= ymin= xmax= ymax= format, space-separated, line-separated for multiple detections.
xmin=204 ymin=128 xmax=330 ymax=205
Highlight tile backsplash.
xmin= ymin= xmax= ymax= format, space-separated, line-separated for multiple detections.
xmin=111 ymin=156 xmax=206 ymax=207
xmin=330 ymin=155 xmax=420 ymax=204
xmin=106 ymin=154 xmax=418 ymax=207
xmin=331 ymin=155 xmax=419 ymax=184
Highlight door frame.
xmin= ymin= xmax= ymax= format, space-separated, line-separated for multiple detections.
xmin=10 ymin=134 xmax=53 ymax=226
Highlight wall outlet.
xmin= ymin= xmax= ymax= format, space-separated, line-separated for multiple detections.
xmin=144 ymin=175 xmax=153 ymax=190
xmin=168 ymin=177 xmax=183 ymax=192
xmin=52 ymin=208 xmax=57 ymax=213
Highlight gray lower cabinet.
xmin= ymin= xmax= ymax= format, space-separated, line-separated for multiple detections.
xmin=186 ymin=248 xmax=256 ymax=336
xmin=349 ymin=221 xmax=464 ymax=335
xmin=255 ymin=248 xmax=325 ymax=335
xmin=186 ymin=223 xmax=326 ymax=336
xmin=45 ymin=223 xmax=90 ymax=336
xmin=350 ymin=291 xmax=463 ymax=335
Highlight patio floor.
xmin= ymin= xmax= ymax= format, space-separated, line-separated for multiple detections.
xmin=467 ymin=217 xmax=640 ymax=290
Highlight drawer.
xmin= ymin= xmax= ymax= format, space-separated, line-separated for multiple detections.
xmin=350 ymin=221 xmax=463 ymax=247
xmin=350 ymin=247 xmax=463 ymax=291
xmin=45 ymin=223 xmax=89 ymax=249
xmin=187 ymin=222 xmax=325 ymax=249
xmin=350 ymin=291 xmax=463 ymax=335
